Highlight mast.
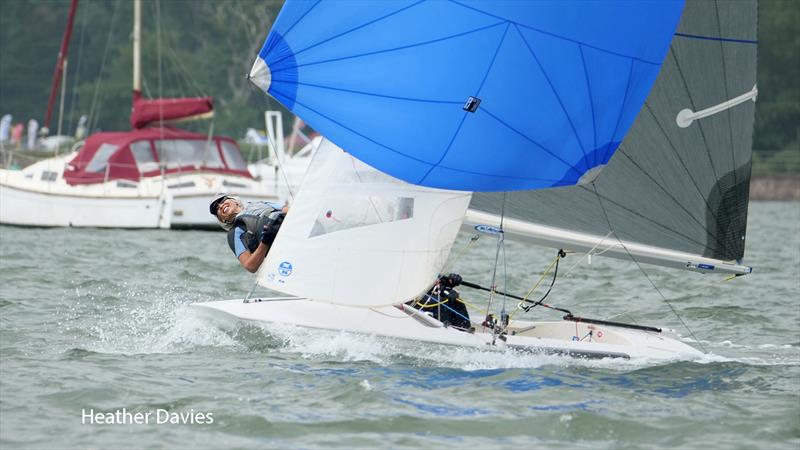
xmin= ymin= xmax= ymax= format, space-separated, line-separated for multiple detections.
xmin=132 ymin=0 xmax=141 ymax=102
xmin=43 ymin=0 xmax=79 ymax=136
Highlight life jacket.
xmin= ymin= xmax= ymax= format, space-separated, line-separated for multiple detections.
xmin=226 ymin=202 xmax=283 ymax=254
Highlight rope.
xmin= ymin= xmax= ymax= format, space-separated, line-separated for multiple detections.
xmin=484 ymin=192 xmax=507 ymax=333
xmin=87 ymin=0 xmax=122 ymax=132
xmin=590 ymin=182 xmax=707 ymax=353
xmin=441 ymin=234 xmax=480 ymax=274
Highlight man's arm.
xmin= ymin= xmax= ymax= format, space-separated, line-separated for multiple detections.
xmin=237 ymin=241 xmax=269 ymax=273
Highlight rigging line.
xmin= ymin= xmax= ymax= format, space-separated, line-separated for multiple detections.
xmin=87 ymin=0 xmax=122 ymax=132
xmin=668 ymin=47 xmax=726 ymax=206
xmin=67 ymin=4 xmax=87 ymax=137
xmin=261 ymin=94 xmax=295 ymax=202
xmin=441 ymin=234 xmax=480 ymax=274
xmin=642 ymin=103 xmax=723 ymax=228
xmin=560 ymin=231 xmax=614 ymax=280
xmin=485 ymin=192 xmax=507 ymax=333
xmin=166 ymin=45 xmax=206 ymax=97
xmin=514 ymin=23 xmax=590 ymax=163
xmin=616 ymin=148 xmax=726 ymax=250
xmin=590 ymin=182 xmax=707 ymax=353
xmin=713 ymin=0 xmax=739 ymax=188
xmin=447 ymin=0 xmax=664 ymax=66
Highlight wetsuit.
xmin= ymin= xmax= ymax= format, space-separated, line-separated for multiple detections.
xmin=227 ymin=201 xmax=285 ymax=258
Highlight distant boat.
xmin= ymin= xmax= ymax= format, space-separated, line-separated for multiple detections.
xmin=196 ymin=0 xmax=758 ymax=360
xmin=0 ymin=0 xmax=310 ymax=229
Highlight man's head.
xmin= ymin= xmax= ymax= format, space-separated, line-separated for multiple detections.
xmin=209 ymin=194 xmax=243 ymax=229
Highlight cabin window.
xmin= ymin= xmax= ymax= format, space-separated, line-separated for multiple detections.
xmin=40 ymin=170 xmax=58 ymax=182
xmin=85 ymin=143 xmax=119 ymax=173
xmin=154 ymin=140 xmax=224 ymax=170
xmin=130 ymin=140 xmax=158 ymax=173
xmin=219 ymin=141 xmax=247 ymax=171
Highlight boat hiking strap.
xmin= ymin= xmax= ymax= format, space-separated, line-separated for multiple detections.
xmin=589 ymin=182 xmax=707 ymax=352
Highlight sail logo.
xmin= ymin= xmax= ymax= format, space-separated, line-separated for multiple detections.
xmin=474 ymin=224 xmax=502 ymax=235
xmin=278 ymin=261 xmax=293 ymax=276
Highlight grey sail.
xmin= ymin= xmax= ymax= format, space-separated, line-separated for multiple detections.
xmin=469 ymin=0 xmax=757 ymax=267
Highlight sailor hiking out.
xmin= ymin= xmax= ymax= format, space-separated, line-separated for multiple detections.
xmin=210 ymin=194 xmax=287 ymax=273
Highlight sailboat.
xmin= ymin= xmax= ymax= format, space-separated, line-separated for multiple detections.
xmin=0 ymin=0 xmax=298 ymax=229
xmin=194 ymin=0 xmax=758 ymax=360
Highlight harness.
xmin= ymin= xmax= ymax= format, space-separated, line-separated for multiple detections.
xmin=226 ymin=202 xmax=284 ymax=254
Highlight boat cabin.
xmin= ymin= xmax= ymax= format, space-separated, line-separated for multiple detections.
xmin=63 ymin=127 xmax=251 ymax=185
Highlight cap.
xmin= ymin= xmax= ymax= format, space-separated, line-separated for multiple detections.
xmin=209 ymin=193 xmax=229 ymax=216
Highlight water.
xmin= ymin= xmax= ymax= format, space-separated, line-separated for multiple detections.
xmin=1 ymin=201 xmax=798 ymax=449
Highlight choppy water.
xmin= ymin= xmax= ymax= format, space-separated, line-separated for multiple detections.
xmin=1 ymin=201 xmax=798 ymax=449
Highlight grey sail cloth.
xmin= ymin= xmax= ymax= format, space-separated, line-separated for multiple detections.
xmin=470 ymin=0 xmax=757 ymax=262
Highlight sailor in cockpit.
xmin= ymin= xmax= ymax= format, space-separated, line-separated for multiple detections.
xmin=210 ymin=194 xmax=288 ymax=273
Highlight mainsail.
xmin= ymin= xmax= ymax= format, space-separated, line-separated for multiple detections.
xmin=469 ymin=0 xmax=758 ymax=274
xmin=250 ymin=1 xmax=683 ymax=191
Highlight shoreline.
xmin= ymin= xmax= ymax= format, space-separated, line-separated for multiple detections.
xmin=749 ymin=174 xmax=800 ymax=201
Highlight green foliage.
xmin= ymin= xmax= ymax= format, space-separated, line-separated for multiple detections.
xmin=0 ymin=0 xmax=284 ymax=138
xmin=754 ymin=0 xmax=800 ymax=154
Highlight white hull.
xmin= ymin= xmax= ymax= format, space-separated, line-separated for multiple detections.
xmin=0 ymin=151 xmax=309 ymax=229
xmin=192 ymin=298 xmax=703 ymax=360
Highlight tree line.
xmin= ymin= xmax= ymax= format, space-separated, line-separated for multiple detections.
xmin=0 ymin=0 xmax=797 ymax=163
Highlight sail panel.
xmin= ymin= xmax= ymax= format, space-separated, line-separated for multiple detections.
xmin=470 ymin=0 xmax=757 ymax=264
xmin=258 ymin=139 xmax=472 ymax=307
xmin=252 ymin=0 xmax=684 ymax=191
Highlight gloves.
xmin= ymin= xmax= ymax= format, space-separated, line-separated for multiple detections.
xmin=260 ymin=213 xmax=285 ymax=246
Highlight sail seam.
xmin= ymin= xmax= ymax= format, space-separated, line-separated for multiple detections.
xmin=714 ymin=0 xmax=739 ymax=189
xmin=579 ymin=185 xmax=716 ymax=253
xmin=643 ymin=103 xmax=723 ymax=228
xmin=417 ymin=23 xmax=511 ymax=186
xmin=578 ymin=44 xmax=598 ymax=166
xmin=268 ymin=21 xmax=507 ymax=77
xmin=669 ymin=47 xmax=727 ymax=216
xmin=278 ymin=0 xmax=321 ymax=43
xmin=514 ymin=23 xmax=590 ymax=168
xmin=270 ymin=89 xmax=571 ymax=185
xmin=267 ymin=0 xmax=426 ymax=69
xmin=447 ymin=0 xmax=664 ymax=66
xmin=284 ymin=80 xmax=462 ymax=105
xmin=598 ymin=58 xmax=635 ymax=163
xmin=480 ymin=108 xmax=584 ymax=179
xmin=617 ymin=149 xmax=726 ymax=249
xmin=674 ymin=32 xmax=757 ymax=45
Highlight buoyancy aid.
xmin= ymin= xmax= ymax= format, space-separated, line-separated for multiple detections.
xmin=226 ymin=202 xmax=284 ymax=254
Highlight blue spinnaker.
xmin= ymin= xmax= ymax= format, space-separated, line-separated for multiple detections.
xmin=251 ymin=0 xmax=684 ymax=192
